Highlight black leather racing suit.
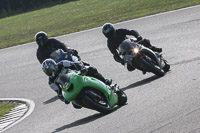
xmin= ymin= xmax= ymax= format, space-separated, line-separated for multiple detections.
xmin=107 ymin=29 xmax=154 ymax=71
xmin=36 ymin=38 xmax=73 ymax=64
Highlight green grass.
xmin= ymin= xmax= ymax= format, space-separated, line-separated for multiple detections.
xmin=0 ymin=0 xmax=200 ymax=49
xmin=0 ymin=102 xmax=15 ymax=118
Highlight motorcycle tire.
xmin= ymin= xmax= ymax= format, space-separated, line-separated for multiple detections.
xmin=140 ymin=57 xmax=165 ymax=77
xmin=116 ymin=90 xmax=127 ymax=106
xmin=81 ymin=90 xmax=112 ymax=114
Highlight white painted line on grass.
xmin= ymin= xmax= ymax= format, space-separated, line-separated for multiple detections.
xmin=0 ymin=98 xmax=35 ymax=133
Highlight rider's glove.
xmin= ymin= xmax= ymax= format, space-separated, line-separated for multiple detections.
xmin=71 ymin=62 xmax=87 ymax=75
xmin=71 ymin=49 xmax=78 ymax=56
xmin=137 ymin=36 xmax=143 ymax=41
xmin=71 ymin=62 xmax=82 ymax=71
xmin=82 ymin=61 xmax=90 ymax=66
xmin=80 ymin=66 xmax=88 ymax=75
xmin=66 ymin=47 xmax=79 ymax=56
xmin=71 ymin=49 xmax=81 ymax=60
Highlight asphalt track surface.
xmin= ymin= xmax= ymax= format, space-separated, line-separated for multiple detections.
xmin=1 ymin=5 xmax=200 ymax=133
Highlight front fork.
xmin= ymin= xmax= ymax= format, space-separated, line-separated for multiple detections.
xmin=128 ymin=55 xmax=147 ymax=72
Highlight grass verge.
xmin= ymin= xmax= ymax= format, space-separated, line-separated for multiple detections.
xmin=0 ymin=101 xmax=20 ymax=118
xmin=0 ymin=0 xmax=200 ymax=49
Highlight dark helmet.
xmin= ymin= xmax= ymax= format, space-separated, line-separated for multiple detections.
xmin=102 ymin=23 xmax=116 ymax=38
xmin=41 ymin=59 xmax=58 ymax=77
xmin=35 ymin=31 xmax=48 ymax=47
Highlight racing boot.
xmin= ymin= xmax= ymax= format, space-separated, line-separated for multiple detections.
xmin=142 ymin=71 xmax=146 ymax=75
xmin=64 ymin=100 xmax=70 ymax=104
xmin=139 ymin=39 xmax=162 ymax=53
xmin=72 ymin=103 xmax=82 ymax=109
xmin=105 ymin=79 xmax=112 ymax=86
xmin=56 ymin=88 xmax=65 ymax=102
xmin=127 ymin=64 xmax=135 ymax=71
xmin=163 ymin=62 xmax=170 ymax=72
xmin=150 ymin=46 xmax=162 ymax=53
xmin=110 ymin=84 xmax=117 ymax=92
xmin=58 ymin=93 xmax=65 ymax=102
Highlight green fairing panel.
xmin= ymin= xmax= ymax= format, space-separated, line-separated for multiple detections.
xmin=62 ymin=72 xmax=118 ymax=107
xmin=62 ymin=73 xmax=84 ymax=101
xmin=83 ymin=77 xmax=118 ymax=107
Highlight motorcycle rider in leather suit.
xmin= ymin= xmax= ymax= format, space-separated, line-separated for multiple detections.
xmin=35 ymin=31 xmax=79 ymax=64
xmin=36 ymin=31 xmax=112 ymax=104
xmin=102 ymin=23 xmax=163 ymax=72
xmin=42 ymin=59 xmax=87 ymax=108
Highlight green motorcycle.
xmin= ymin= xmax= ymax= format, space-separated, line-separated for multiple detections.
xmin=56 ymin=68 xmax=127 ymax=114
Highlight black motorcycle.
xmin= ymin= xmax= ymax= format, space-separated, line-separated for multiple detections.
xmin=119 ymin=38 xmax=170 ymax=77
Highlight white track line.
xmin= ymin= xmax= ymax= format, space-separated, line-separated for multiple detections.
xmin=0 ymin=98 xmax=35 ymax=133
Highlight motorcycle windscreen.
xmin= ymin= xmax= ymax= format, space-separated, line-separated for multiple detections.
xmin=59 ymin=74 xmax=71 ymax=91
xmin=119 ymin=39 xmax=137 ymax=55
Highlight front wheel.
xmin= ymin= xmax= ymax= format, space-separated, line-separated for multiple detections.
xmin=81 ymin=90 xmax=112 ymax=114
xmin=140 ymin=57 xmax=165 ymax=77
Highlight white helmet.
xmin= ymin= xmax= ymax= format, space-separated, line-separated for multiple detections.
xmin=42 ymin=59 xmax=58 ymax=77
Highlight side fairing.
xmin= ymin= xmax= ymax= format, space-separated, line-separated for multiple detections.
xmin=83 ymin=77 xmax=118 ymax=107
xmin=59 ymin=71 xmax=118 ymax=107
xmin=59 ymin=72 xmax=84 ymax=101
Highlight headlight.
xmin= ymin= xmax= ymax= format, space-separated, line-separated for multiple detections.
xmin=133 ymin=48 xmax=139 ymax=54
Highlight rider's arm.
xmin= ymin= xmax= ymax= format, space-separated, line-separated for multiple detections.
xmin=59 ymin=60 xmax=83 ymax=71
xmin=107 ymin=41 xmax=124 ymax=65
xmin=59 ymin=60 xmax=72 ymax=68
xmin=58 ymin=42 xmax=79 ymax=57
xmin=51 ymin=38 xmax=79 ymax=57
xmin=49 ymin=38 xmax=67 ymax=51
xmin=36 ymin=49 xmax=48 ymax=64
xmin=113 ymin=52 xmax=124 ymax=65
xmin=121 ymin=29 xmax=142 ymax=41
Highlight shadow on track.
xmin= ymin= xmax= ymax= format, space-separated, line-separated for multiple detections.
xmin=121 ymin=75 xmax=160 ymax=91
xmin=52 ymin=106 xmax=124 ymax=133
xmin=43 ymin=96 xmax=58 ymax=104
xmin=52 ymin=113 xmax=104 ymax=133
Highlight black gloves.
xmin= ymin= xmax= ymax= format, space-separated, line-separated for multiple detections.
xmin=66 ymin=47 xmax=79 ymax=56
xmin=71 ymin=62 xmax=88 ymax=75
xmin=71 ymin=49 xmax=81 ymax=60
xmin=72 ymin=62 xmax=82 ymax=71
xmin=71 ymin=49 xmax=78 ymax=56
xmin=137 ymin=36 xmax=143 ymax=41
xmin=113 ymin=53 xmax=125 ymax=65
xmin=82 ymin=61 xmax=90 ymax=66
xmin=80 ymin=66 xmax=88 ymax=75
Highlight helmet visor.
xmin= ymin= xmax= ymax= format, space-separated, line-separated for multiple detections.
xmin=36 ymin=38 xmax=47 ymax=47
xmin=42 ymin=59 xmax=58 ymax=77
xmin=105 ymin=30 xmax=115 ymax=38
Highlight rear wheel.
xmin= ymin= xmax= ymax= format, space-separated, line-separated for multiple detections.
xmin=81 ymin=90 xmax=112 ymax=114
xmin=140 ymin=57 xmax=165 ymax=77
